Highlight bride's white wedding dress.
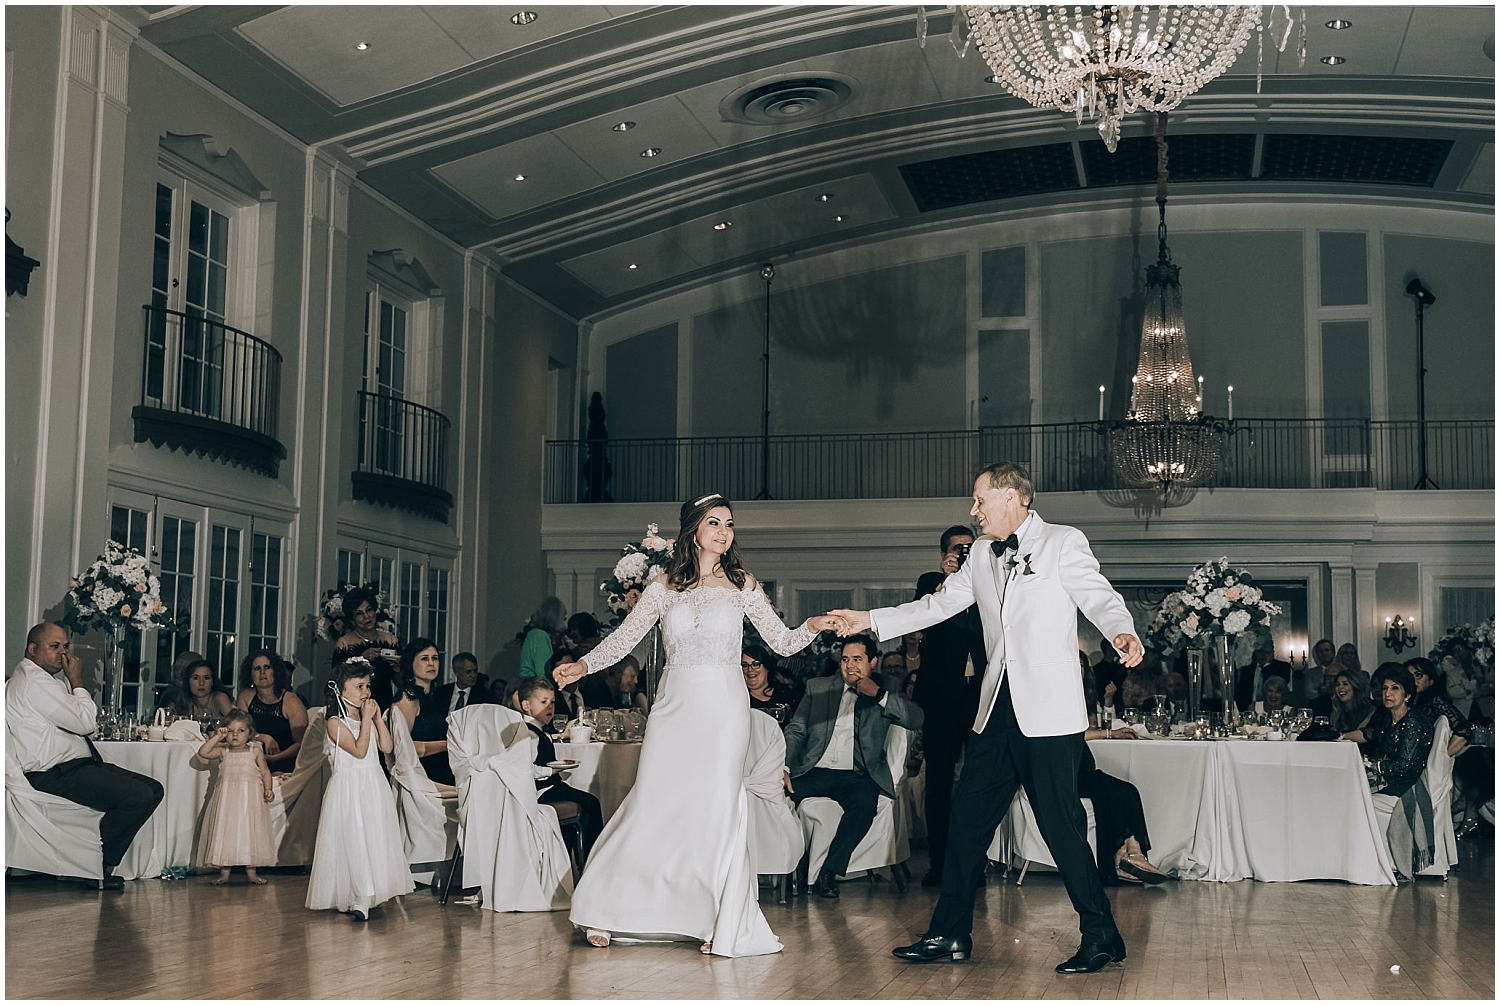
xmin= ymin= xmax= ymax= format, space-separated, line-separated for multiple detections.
xmin=568 ymin=579 xmax=815 ymax=957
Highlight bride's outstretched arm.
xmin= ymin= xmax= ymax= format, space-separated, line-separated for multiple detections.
xmin=554 ymin=582 xmax=664 ymax=688
xmin=744 ymin=583 xmax=823 ymax=657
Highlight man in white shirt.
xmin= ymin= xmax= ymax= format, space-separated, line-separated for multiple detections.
xmin=782 ymin=636 xmax=924 ymax=898
xmin=7 ymin=623 xmax=163 ymax=889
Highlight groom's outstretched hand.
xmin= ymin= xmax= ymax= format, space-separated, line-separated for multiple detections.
xmin=827 ymin=609 xmax=871 ymax=636
xmin=1114 ymin=634 xmax=1145 ymax=667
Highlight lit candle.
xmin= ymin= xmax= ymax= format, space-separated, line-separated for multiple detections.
xmin=1227 ymin=385 xmax=1234 ymax=421
xmin=1098 ymin=385 xmax=1106 ymax=421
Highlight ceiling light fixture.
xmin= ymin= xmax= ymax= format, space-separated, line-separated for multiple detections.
xmin=939 ymin=6 xmax=1305 ymax=152
xmin=627 ymin=263 xmax=638 ymax=270
xmin=1320 ymin=54 xmax=1346 ymax=65
xmin=513 ymin=173 xmax=526 ymax=181
xmin=612 ymin=121 xmax=635 ymax=132
xmin=713 ymin=221 xmax=732 ymax=231
xmin=510 ymin=11 xmax=538 ymax=26
xmin=355 ymin=42 xmax=370 ymax=50
xmin=1324 ymin=19 xmax=1352 ymax=30
xmin=640 ymin=147 xmax=661 ymax=158
xmin=832 ymin=215 xmax=845 ymax=222
xmin=816 ymin=193 xmax=831 ymax=202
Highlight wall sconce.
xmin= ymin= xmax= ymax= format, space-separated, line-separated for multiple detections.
xmin=1383 ymin=615 xmax=1417 ymax=655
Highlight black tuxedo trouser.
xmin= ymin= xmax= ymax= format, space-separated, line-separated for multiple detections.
xmin=920 ymin=709 xmax=974 ymax=874
xmin=927 ymin=678 xmax=1118 ymax=945
xmin=538 ymin=782 xmax=603 ymax=862
xmin=789 ymin=767 xmax=881 ymax=878
xmin=26 ymin=757 xmax=164 ymax=870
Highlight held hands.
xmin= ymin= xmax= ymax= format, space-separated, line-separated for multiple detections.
xmin=825 ymin=609 xmax=872 ymax=636
xmin=804 ymin=615 xmax=843 ymax=634
xmin=553 ymin=661 xmax=587 ymax=688
xmin=1113 ymin=634 xmax=1145 ymax=667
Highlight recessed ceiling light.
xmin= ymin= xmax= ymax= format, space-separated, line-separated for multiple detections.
xmin=510 ymin=11 xmax=538 ymax=25
xmin=613 ymin=121 xmax=636 ymax=132
xmin=1324 ymin=19 xmax=1352 ymax=29
xmin=627 ymin=263 xmax=638 ymax=270
xmin=816 ymin=193 xmax=831 ymax=202
xmin=832 ymin=215 xmax=845 ymax=223
xmin=712 ymin=221 xmax=732 ymax=231
xmin=640 ymin=147 xmax=661 ymax=158
xmin=513 ymin=173 xmax=526 ymax=181
xmin=1320 ymin=55 xmax=1346 ymax=65
xmin=355 ymin=42 xmax=370 ymax=51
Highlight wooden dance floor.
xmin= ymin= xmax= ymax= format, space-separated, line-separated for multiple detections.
xmin=7 ymin=844 xmax=1493 ymax=1000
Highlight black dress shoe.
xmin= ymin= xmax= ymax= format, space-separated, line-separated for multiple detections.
xmin=1055 ymin=936 xmax=1126 ymax=974
xmin=815 ymin=870 xmax=840 ymax=899
xmin=921 ymin=868 xmax=943 ymax=888
xmin=892 ymin=933 xmax=972 ymax=963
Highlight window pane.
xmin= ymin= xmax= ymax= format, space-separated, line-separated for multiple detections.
xmin=152 ymin=236 xmax=171 ymax=295
xmin=398 ymin=562 xmax=421 ymax=646
xmin=210 ymin=210 xmax=229 ymax=264
xmin=155 ymin=516 xmax=197 ymax=679
xmin=205 ymin=525 xmax=241 ymax=687
xmin=249 ymin=532 xmax=282 ymax=654
xmin=207 ymin=263 xmax=226 ymax=318
xmin=186 ymin=254 xmax=206 ymax=310
xmin=188 ymin=200 xmax=208 ymax=255
xmin=426 ymin=567 xmax=449 ymax=657
xmin=154 ymin=183 xmax=173 ymax=239
xmin=337 ymin=548 xmax=363 ymax=587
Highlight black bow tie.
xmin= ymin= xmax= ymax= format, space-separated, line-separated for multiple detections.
xmin=991 ymin=534 xmax=1020 ymax=556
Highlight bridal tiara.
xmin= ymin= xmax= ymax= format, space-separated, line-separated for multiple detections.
xmin=694 ymin=493 xmax=723 ymax=506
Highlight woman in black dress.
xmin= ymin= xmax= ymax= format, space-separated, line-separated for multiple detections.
xmin=331 ymin=587 xmax=400 ymax=709
xmin=234 ymin=649 xmax=308 ymax=772
xmin=392 ymin=637 xmax=453 ymax=785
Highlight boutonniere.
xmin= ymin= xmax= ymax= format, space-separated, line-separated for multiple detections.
xmin=1005 ymin=553 xmax=1037 ymax=578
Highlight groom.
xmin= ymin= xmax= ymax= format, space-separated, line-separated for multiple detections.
xmin=830 ymin=462 xmax=1142 ymax=974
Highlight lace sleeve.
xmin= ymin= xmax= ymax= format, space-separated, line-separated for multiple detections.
xmin=744 ymin=585 xmax=817 ymax=657
xmin=582 ymin=582 xmax=665 ymax=676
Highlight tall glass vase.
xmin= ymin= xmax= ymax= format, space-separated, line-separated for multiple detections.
xmin=102 ymin=622 xmax=126 ymax=715
xmin=643 ymin=625 xmax=662 ymax=709
xmin=1215 ymin=634 xmax=1233 ymax=725
xmin=1186 ymin=649 xmax=1203 ymax=721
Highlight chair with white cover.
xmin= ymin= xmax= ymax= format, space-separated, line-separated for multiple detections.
xmin=445 ymin=703 xmax=573 ymax=912
xmin=5 ymin=745 xmax=104 ymax=881
xmin=743 ymin=709 xmax=804 ymax=903
xmin=986 ymin=787 xmax=1098 ymax=885
xmin=797 ymin=725 xmax=913 ymax=890
xmin=385 ymin=707 xmax=459 ymax=886
xmin=1372 ymin=715 xmax=1458 ymax=879
xmin=267 ymin=708 xmax=331 ymax=867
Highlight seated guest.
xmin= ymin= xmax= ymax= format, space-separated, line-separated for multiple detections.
xmin=1408 ymin=656 xmax=1492 ymax=836
xmin=1081 ymin=725 xmax=1170 ymax=885
xmin=1261 ymin=676 xmax=1293 ymax=716
xmin=1163 ymin=672 xmax=1188 ymax=717
xmin=880 ymin=651 xmax=908 ymax=679
xmin=566 ymin=613 xmax=602 ymax=655
xmin=435 ymin=651 xmax=495 ymax=715
xmin=392 ymin=638 xmax=453 ymax=786
xmin=1356 ymin=663 xmax=1412 ymax=753
xmin=233 ymin=650 xmax=308 ymax=772
xmin=331 ymin=587 xmax=399 ymax=708
xmin=165 ymin=657 xmax=234 ymax=721
xmin=1092 ymin=640 xmax=1127 ymax=718
xmin=549 ymin=649 xmax=586 ymax=723
xmin=1235 ymin=645 xmax=1292 ymax=713
xmin=1365 ymin=665 xmax=1437 ymax=879
xmin=782 ymin=636 xmax=923 ymax=898
xmin=1303 ymin=638 xmax=1339 ymax=709
xmin=7 ymin=623 xmax=164 ymax=889
xmin=580 ymin=654 xmax=648 ymax=712
xmin=515 ymin=677 xmax=603 ymax=862
xmin=1335 ymin=642 xmax=1363 ymax=676
xmin=743 ymin=645 xmax=798 ymax=725
xmin=1330 ymin=667 xmax=1376 ymax=744
xmin=487 ymin=675 xmax=509 ymax=706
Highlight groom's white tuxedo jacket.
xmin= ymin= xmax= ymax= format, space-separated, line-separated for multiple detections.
xmin=870 ymin=510 xmax=1134 ymax=738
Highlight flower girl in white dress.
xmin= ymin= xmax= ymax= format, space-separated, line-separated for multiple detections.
xmin=305 ymin=659 xmax=413 ymax=921
xmin=194 ymin=709 xmax=276 ymax=885
xmin=554 ymin=494 xmax=839 ymax=957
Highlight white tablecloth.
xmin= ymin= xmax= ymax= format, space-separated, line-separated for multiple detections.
xmin=551 ymin=741 xmax=642 ymax=822
xmin=96 ymin=740 xmax=212 ymax=880
xmin=996 ymin=737 xmax=1396 ymax=886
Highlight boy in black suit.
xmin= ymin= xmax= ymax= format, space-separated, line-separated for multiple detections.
xmin=516 ymin=676 xmax=603 ymax=862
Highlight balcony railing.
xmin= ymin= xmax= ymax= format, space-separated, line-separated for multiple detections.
xmin=132 ymin=305 xmax=285 ymax=477
xmin=353 ymin=390 xmax=453 ymax=522
xmin=544 ymin=418 xmax=1494 ymax=503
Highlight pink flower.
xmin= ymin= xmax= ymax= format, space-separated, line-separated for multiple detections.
xmin=1225 ymin=586 xmax=1242 ymax=601
xmin=1186 ymin=612 xmax=1200 ymax=629
xmin=120 ymin=605 xmax=132 ymax=618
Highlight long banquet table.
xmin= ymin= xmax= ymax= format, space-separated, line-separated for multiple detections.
xmin=992 ymin=737 xmax=1397 ymax=885
xmin=96 ymin=740 xmax=212 ymax=880
xmin=551 ymin=740 xmax=643 ymax=822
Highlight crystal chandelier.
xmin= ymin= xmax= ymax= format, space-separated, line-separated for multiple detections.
xmin=954 ymin=6 xmax=1302 ymax=151
xmin=1106 ymin=114 xmax=1230 ymax=493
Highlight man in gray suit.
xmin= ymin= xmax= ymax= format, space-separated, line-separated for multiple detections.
xmin=783 ymin=635 xmax=924 ymax=898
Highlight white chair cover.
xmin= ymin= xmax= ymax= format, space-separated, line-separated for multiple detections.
xmin=986 ymin=788 xmax=1098 ymax=878
xmin=799 ymin=725 xmax=912 ymax=879
xmin=267 ymin=708 xmax=331 ymax=867
xmin=1372 ymin=715 xmax=1458 ymax=878
xmin=742 ymin=709 xmax=804 ymax=875
xmin=4 ymin=745 xmax=104 ymax=880
xmin=902 ymin=760 xmax=927 ymax=846
xmin=447 ymin=704 xmax=573 ymax=912
xmin=386 ymin=708 xmax=458 ymax=884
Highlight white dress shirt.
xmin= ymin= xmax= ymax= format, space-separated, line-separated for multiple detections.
xmin=448 ymin=686 xmax=473 ymax=714
xmin=6 ymin=657 xmax=97 ymax=772
xmin=522 ymin=715 xmax=555 ymax=780
xmin=813 ymin=683 xmax=889 ymax=772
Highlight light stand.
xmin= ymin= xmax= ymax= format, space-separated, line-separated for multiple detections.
xmin=1407 ymin=277 xmax=1438 ymax=490
xmin=756 ymin=264 xmax=775 ymax=500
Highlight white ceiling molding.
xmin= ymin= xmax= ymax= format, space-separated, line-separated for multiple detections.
xmin=368 ymin=249 xmax=442 ymax=298
xmin=159 ymin=132 xmax=272 ymax=202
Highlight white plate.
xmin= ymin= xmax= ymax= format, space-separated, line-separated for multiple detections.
xmin=547 ymin=760 xmax=580 ymax=769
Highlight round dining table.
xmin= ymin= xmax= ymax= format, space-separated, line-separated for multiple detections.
xmin=551 ymin=740 xmax=642 ymax=822
xmin=95 ymin=740 xmax=213 ymax=880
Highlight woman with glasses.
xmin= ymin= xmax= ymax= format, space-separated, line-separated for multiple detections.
xmin=741 ymin=645 xmax=797 ymax=726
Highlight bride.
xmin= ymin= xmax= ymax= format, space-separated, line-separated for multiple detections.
xmin=553 ymin=493 xmax=838 ymax=957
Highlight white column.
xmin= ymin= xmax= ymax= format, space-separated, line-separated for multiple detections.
xmin=1354 ymin=564 xmax=1380 ymax=667
xmin=25 ymin=7 xmax=138 ymax=630
xmin=1330 ymin=564 xmax=1355 ymax=648
xmin=457 ymin=252 xmax=495 ymax=655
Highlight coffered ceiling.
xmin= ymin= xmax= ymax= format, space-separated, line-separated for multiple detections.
xmin=124 ymin=5 xmax=1496 ymax=320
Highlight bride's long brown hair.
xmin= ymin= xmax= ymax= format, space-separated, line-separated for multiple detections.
xmin=665 ymin=494 xmax=747 ymax=592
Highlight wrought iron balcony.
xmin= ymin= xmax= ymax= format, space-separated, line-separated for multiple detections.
xmin=132 ymin=305 xmax=285 ymax=477
xmin=544 ymin=418 xmax=1494 ymax=504
xmin=353 ymin=390 xmax=453 ymax=522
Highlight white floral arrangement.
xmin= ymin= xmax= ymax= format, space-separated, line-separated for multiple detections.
xmin=61 ymin=539 xmax=175 ymax=635
xmin=1428 ymin=617 xmax=1495 ymax=704
xmin=599 ymin=523 xmax=674 ymax=619
xmin=315 ymin=582 xmax=397 ymax=642
xmin=1145 ymin=557 xmax=1283 ymax=661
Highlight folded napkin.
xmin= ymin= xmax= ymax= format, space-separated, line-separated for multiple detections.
xmin=161 ymin=719 xmax=204 ymax=742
